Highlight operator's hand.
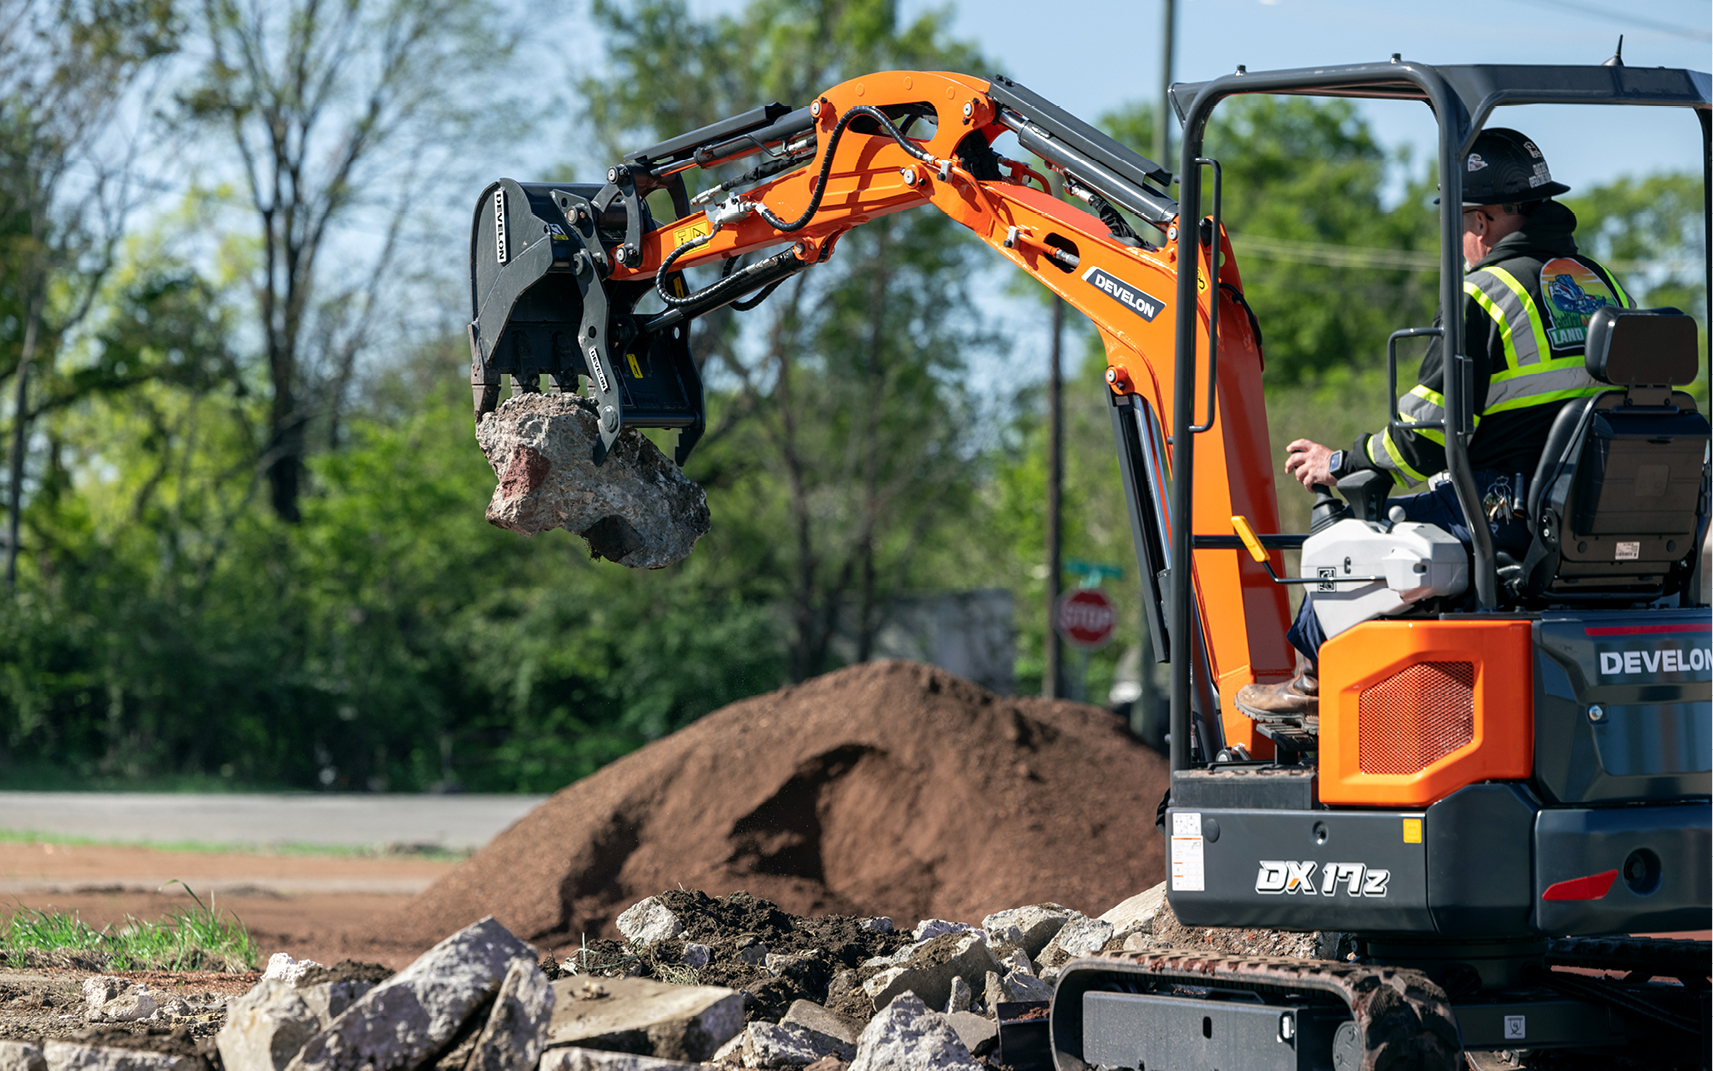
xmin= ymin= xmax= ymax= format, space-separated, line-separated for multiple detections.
xmin=1284 ymin=439 xmax=1335 ymax=491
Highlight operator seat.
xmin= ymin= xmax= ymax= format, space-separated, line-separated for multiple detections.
xmin=1520 ymin=306 xmax=1710 ymax=604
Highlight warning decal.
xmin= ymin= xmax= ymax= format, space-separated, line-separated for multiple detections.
xmin=1171 ymin=812 xmax=1205 ymax=892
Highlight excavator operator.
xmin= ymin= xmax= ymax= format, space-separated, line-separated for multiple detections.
xmin=1236 ymin=128 xmax=1633 ymax=721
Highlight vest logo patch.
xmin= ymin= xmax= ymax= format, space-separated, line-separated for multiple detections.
xmin=1540 ymin=258 xmax=1617 ymax=348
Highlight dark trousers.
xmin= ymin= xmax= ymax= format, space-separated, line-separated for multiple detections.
xmin=1286 ymin=471 xmax=1532 ymax=664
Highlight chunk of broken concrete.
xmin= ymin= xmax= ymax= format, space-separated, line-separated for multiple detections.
xmin=217 ymin=973 xmax=377 ymax=1071
xmin=466 ymin=956 xmax=555 ymax=1071
xmin=1034 ymin=915 xmax=1113 ymax=978
xmin=848 ymin=994 xmax=979 ymax=1071
xmin=477 ymin=395 xmax=710 ymax=569
xmin=545 ymin=976 xmax=742 ymax=1062
xmin=857 ymin=919 xmax=892 ymax=934
xmin=999 ymin=971 xmax=1051 ymax=1004
xmin=909 ymin=921 xmax=976 ymax=943
xmin=861 ymin=933 xmax=997 ymax=1015
xmin=940 ymin=1012 xmax=996 ymax=1058
xmin=262 ymin=955 xmax=324 ymax=985
xmin=979 ymin=906 xmax=1071 ymax=960
xmin=0 ymin=1041 xmax=45 ymax=1071
xmin=616 ymin=898 xmax=685 ymax=946
xmin=943 ymin=978 xmax=970 ymax=1015
xmin=1098 ymin=882 xmax=1167 ymax=944
xmin=778 ymin=1002 xmax=860 ymax=1057
xmin=739 ymin=1023 xmax=830 ymax=1068
xmin=539 ymin=1049 xmax=707 ymax=1071
xmin=41 ymin=1042 xmax=204 ymax=1071
xmin=82 ymin=978 xmax=157 ymax=1024
xmin=285 ymin=916 xmax=535 ymax=1071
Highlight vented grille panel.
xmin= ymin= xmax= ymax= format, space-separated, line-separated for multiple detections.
xmin=1357 ymin=661 xmax=1475 ymax=775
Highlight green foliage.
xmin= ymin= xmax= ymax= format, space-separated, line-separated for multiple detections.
xmin=1105 ymin=96 xmax=1439 ymax=382
xmin=0 ymin=883 xmax=256 ymax=971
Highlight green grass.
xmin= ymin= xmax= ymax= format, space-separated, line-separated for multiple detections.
xmin=0 ymin=828 xmax=470 ymax=861
xmin=0 ymin=883 xmax=258 ymax=972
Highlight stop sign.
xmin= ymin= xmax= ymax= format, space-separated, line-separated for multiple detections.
xmin=1056 ymin=588 xmax=1116 ymax=650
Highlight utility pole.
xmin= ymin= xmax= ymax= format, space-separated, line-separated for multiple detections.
xmin=1045 ymin=291 xmax=1065 ymax=699
xmin=1154 ymin=0 xmax=1176 ymax=169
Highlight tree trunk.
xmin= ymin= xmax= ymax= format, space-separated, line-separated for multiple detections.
xmin=6 ymin=294 xmax=40 ymax=590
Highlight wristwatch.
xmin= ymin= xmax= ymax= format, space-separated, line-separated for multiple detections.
xmin=1327 ymin=449 xmax=1346 ymax=481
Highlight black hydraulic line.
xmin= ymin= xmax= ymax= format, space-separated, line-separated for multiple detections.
xmin=730 ymin=279 xmax=785 ymax=311
xmin=653 ymin=103 xmax=936 ymax=310
xmin=752 ymin=104 xmax=936 ymax=232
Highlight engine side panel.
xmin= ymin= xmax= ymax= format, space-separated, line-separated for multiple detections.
xmin=1533 ymin=610 xmax=1711 ymax=805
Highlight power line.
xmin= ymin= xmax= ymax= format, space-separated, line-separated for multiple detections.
xmin=1231 ymin=232 xmax=1699 ymax=278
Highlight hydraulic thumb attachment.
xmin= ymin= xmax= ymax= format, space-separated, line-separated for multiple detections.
xmin=467 ymin=72 xmax=1180 ymax=467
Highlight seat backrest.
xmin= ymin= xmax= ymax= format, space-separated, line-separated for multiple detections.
xmin=1521 ymin=307 xmax=1709 ymax=604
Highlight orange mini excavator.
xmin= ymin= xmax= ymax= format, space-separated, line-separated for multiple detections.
xmin=467 ymin=59 xmax=1712 ymax=1069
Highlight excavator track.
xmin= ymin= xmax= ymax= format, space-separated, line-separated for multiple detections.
xmin=1052 ymin=949 xmax=1462 ymax=1071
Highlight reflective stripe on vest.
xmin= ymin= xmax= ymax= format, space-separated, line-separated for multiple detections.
xmin=1462 ymin=264 xmax=1614 ymax=414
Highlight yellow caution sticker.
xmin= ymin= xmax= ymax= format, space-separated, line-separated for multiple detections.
xmin=1402 ymin=818 xmax=1423 ymax=844
xmin=672 ymin=218 xmax=712 ymax=249
xmin=626 ymin=353 xmax=644 ymax=379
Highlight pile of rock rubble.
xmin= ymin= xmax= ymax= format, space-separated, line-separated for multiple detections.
xmin=0 ymin=881 xmax=1277 ymax=1071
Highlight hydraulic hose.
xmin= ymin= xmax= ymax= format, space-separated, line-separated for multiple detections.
xmin=654 ymin=104 xmax=939 ymax=309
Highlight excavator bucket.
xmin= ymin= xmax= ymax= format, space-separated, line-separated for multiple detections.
xmin=466 ymin=179 xmax=705 ymax=465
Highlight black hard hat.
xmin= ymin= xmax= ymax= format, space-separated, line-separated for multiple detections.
xmin=1459 ymin=128 xmax=1570 ymax=206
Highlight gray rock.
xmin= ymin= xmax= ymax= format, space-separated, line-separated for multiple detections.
xmin=1034 ymin=915 xmax=1113 ymax=977
xmin=546 ymin=976 xmax=742 ymax=1062
xmin=262 ymin=954 xmax=324 ymax=985
xmin=477 ymin=395 xmax=711 ymax=569
xmin=979 ymin=906 xmax=1073 ymax=959
xmin=940 ymin=1012 xmax=996 ymax=1058
xmin=1098 ymin=883 xmax=1167 ymax=944
xmin=997 ymin=949 xmax=1032 ymax=977
xmin=735 ymin=940 xmax=768 ymax=967
xmin=286 ymin=916 xmax=535 ymax=1071
xmin=538 ymin=1049 xmax=707 ymax=1071
xmin=0 ymin=1041 xmax=44 ymax=1071
xmin=861 ymin=933 xmax=997 ymax=1015
xmin=847 ymin=995 xmax=979 ymax=1071
xmin=980 ymin=974 xmax=1005 ymax=1019
xmin=616 ymin=898 xmax=685 ymax=946
xmin=740 ymin=1023 xmax=835 ymax=1068
xmin=41 ymin=1045 xmax=203 ymax=1071
xmin=680 ymin=944 xmax=711 ymax=969
xmin=711 ymin=1034 xmax=745 ymax=1066
xmin=857 ymin=919 xmax=892 ymax=934
xmin=778 ymin=1001 xmax=860 ymax=1051
xmin=217 ymin=976 xmax=377 ymax=1071
xmin=81 ymin=976 xmax=157 ymax=1025
xmin=942 ymin=978 xmax=970 ymax=1015
xmin=909 ymin=921 xmax=975 ymax=943
xmin=999 ymin=971 xmax=1052 ymax=1004
xmin=466 ymin=956 xmax=555 ymax=1071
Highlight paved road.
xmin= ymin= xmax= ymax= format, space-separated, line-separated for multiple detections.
xmin=0 ymin=792 xmax=549 ymax=851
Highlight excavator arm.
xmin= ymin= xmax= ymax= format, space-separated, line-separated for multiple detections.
xmin=466 ymin=69 xmax=1296 ymax=756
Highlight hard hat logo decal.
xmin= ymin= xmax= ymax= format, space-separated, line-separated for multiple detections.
xmin=1466 ymin=153 xmax=1489 ymax=172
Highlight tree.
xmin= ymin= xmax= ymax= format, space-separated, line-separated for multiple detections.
xmin=0 ymin=0 xmax=178 ymax=584
xmin=1103 ymin=95 xmax=1439 ymax=382
xmin=583 ymin=0 xmax=994 ymax=680
xmin=179 ymin=0 xmax=518 ymax=521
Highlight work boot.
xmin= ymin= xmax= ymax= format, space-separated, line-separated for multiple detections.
xmin=1234 ymin=654 xmax=1319 ymax=721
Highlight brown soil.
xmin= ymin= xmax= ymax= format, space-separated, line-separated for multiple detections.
xmin=1 ymin=842 xmax=459 ymax=969
xmin=386 ymin=660 xmax=1169 ymax=953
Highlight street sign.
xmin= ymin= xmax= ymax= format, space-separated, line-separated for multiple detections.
xmin=1056 ymin=588 xmax=1117 ymax=650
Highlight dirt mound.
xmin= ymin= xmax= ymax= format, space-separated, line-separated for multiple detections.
xmin=385 ymin=661 xmax=1167 ymax=950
